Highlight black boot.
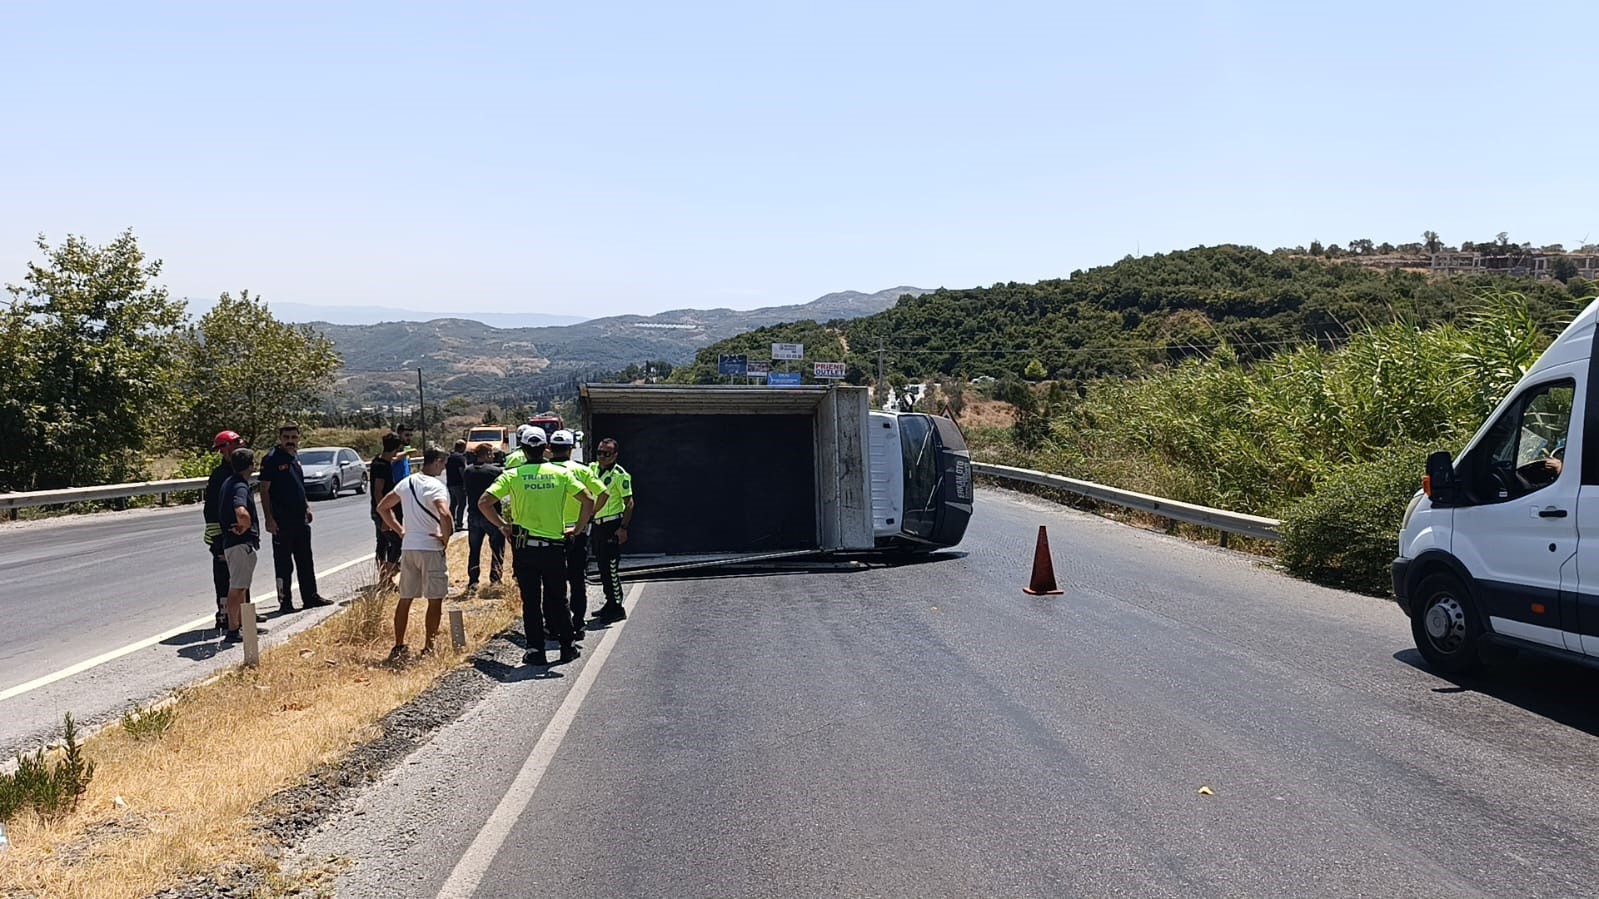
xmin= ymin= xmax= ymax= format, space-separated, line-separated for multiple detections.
xmin=558 ymin=643 xmax=580 ymax=664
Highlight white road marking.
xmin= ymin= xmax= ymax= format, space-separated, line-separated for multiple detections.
xmin=437 ymin=582 xmax=643 ymax=899
xmin=0 ymin=553 xmax=372 ymax=703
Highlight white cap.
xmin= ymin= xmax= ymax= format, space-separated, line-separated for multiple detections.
xmin=549 ymin=429 xmax=576 ymax=447
xmin=517 ymin=425 xmax=547 ymax=446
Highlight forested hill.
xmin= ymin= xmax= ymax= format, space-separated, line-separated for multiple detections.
xmin=671 ymin=245 xmax=1589 ymax=384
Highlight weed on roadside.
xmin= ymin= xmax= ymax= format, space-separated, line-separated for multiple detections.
xmin=0 ymin=714 xmax=95 ymax=824
xmin=120 ymin=703 xmax=178 ymax=742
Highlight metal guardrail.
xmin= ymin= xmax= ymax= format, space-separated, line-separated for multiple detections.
xmin=0 ymin=477 xmax=208 ymax=511
xmin=970 ymin=461 xmax=1282 ymax=542
xmin=1 ymin=454 xmax=420 ymax=514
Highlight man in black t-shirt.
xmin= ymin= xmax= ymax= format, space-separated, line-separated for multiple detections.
xmin=369 ymin=432 xmax=404 ymax=588
xmin=258 ymin=422 xmax=331 ymax=613
xmin=461 ymin=442 xmax=506 ymax=591
xmin=446 ymin=439 xmax=469 ymax=530
xmin=217 ymin=447 xmax=261 ymax=644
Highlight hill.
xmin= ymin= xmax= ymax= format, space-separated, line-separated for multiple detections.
xmin=672 ymin=245 xmax=1589 ymax=385
xmin=320 ymin=286 xmax=926 ymax=404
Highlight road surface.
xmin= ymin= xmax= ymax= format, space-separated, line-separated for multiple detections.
xmin=291 ymin=489 xmax=1599 ymax=898
xmin=0 ymin=489 xmax=386 ymax=754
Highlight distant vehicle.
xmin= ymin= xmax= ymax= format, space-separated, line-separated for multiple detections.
xmin=298 ymin=447 xmax=367 ymax=499
xmin=465 ymin=425 xmax=511 ymax=458
xmin=526 ymin=412 xmax=563 ymax=435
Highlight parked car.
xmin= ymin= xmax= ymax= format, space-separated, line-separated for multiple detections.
xmin=298 ymin=447 xmax=368 ymax=498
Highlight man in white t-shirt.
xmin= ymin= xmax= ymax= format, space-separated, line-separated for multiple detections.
xmin=374 ymin=447 xmax=453 ymax=663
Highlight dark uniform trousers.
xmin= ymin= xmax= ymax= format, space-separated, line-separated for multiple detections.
xmin=272 ymin=519 xmax=319 ymax=606
xmin=211 ymin=545 xmax=230 ymax=626
xmin=591 ymin=519 xmax=624 ymax=604
xmin=565 ymin=532 xmax=589 ymax=628
xmin=513 ymin=537 xmax=572 ymax=648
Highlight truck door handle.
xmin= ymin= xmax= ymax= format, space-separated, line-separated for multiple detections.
xmin=1538 ymin=507 xmax=1569 ymax=518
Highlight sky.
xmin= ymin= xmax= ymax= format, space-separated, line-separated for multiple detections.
xmin=3 ymin=1 xmax=1596 ymax=319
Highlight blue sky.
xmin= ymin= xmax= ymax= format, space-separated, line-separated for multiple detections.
xmin=3 ymin=1 xmax=1595 ymax=319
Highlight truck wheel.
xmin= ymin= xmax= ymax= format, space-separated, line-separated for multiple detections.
xmin=1411 ymin=572 xmax=1482 ymax=674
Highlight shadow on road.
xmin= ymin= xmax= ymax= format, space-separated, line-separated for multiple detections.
xmin=1394 ymin=648 xmax=1599 ymax=737
xmin=160 ymin=628 xmax=216 ymax=648
xmin=624 ymin=551 xmax=967 ymax=584
xmin=473 ymin=657 xmax=565 ymax=683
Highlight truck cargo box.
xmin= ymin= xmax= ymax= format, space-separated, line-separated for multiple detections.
xmin=580 ymin=385 xmax=874 ymax=557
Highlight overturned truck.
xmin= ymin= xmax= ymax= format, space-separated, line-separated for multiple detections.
xmin=579 ymin=384 xmax=972 ymax=567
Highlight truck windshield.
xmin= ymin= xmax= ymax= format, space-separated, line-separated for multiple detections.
xmin=468 ymin=429 xmax=503 ymax=442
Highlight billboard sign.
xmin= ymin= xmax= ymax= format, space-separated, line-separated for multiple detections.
xmin=746 ymin=361 xmax=770 ymax=377
xmin=813 ymin=361 xmax=847 ymax=379
xmin=768 ymin=372 xmax=803 ymax=386
xmin=717 ymin=354 xmax=748 ymax=376
xmin=771 ymin=342 xmax=805 ymax=361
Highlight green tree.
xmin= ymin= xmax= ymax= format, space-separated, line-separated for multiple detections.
xmin=177 ymin=291 xmax=341 ymax=447
xmin=1552 ymin=256 xmax=1580 ymax=283
xmin=1024 ymin=358 xmax=1048 ymax=380
xmin=0 ymin=231 xmax=186 ymax=490
xmin=1423 ymin=231 xmax=1442 ymax=254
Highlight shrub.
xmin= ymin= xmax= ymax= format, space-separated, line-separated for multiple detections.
xmin=121 ymin=702 xmax=178 ymax=741
xmin=1278 ymin=445 xmax=1430 ymax=594
xmin=0 ymin=713 xmax=95 ymax=823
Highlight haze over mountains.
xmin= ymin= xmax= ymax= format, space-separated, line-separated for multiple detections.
xmin=267 ymin=302 xmax=588 ymax=328
xmin=320 ymin=286 xmax=926 ymax=404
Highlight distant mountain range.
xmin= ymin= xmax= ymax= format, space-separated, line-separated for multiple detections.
xmin=265 ymin=302 xmax=588 ymax=328
xmin=318 ymin=286 xmax=927 ymax=404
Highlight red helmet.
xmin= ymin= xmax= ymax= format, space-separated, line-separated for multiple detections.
xmin=212 ymin=430 xmax=243 ymax=450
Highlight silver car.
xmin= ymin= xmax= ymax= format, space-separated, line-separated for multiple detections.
xmin=298 ymin=447 xmax=368 ymax=498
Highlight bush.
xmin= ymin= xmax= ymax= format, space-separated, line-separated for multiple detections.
xmin=1278 ymin=445 xmax=1430 ymax=594
xmin=0 ymin=713 xmax=95 ymax=823
xmin=121 ymin=702 xmax=178 ymax=741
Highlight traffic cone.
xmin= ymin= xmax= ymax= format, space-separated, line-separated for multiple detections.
xmin=1022 ymin=525 xmax=1064 ymax=596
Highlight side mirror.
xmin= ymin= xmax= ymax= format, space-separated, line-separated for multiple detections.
xmin=1425 ymin=450 xmax=1459 ymax=506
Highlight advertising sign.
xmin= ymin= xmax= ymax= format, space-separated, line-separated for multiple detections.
xmin=768 ymin=372 xmax=803 ymax=386
xmin=717 ymin=354 xmax=748 ymax=376
xmin=771 ymin=342 xmax=805 ymax=361
xmin=746 ymin=361 xmax=770 ymax=376
xmin=813 ymin=361 xmax=847 ymax=379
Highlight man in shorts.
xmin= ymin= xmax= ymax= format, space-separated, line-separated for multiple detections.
xmin=374 ymin=447 xmax=453 ymax=663
xmin=369 ymin=433 xmax=405 ymax=588
xmin=216 ymin=447 xmax=261 ymax=645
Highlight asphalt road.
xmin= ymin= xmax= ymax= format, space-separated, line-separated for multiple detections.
xmin=296 ymin=488 xmax=1599 ymax=898
xmin=0 ymin=488 xmax=385 ymax=754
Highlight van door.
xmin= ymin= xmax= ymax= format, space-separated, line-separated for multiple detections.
xmin=1451 ymin=374 xmax=1580 ymax=649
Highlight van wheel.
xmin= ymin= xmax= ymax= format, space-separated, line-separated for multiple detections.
xmin=1411 ymin=572 xmax=1482 ymax=674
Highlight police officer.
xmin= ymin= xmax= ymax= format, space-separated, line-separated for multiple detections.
xmin=202 ymin=430 xmax=244 ymax=631
xmin=502 ymin=425 xmax=546 ymax=470
xmin=548 ymin=429 xmax=606 ymax=638
xmin=478 ymin=448 xmax=595 ymax=666
xmin=588 ymin=437 xmax=635 ymax=622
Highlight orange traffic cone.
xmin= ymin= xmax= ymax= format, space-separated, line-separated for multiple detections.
xmin=1022 ymin=525 xmax=1064 ymax=596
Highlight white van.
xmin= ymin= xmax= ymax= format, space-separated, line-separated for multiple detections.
xmin=1393 ymin=297 xmax=1596 ymax=672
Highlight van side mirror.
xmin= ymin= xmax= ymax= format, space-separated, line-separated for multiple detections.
xmin=1425 ymin=451 xmax=1459 ymax=505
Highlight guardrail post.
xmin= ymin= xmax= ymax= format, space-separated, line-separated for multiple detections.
xmin=1165 ymin=517 xmax=1177 ymax=535
xmin=1219 ymin=531 xmax=1230 ymax=548
xmin=159 ymin=492 xmax=169 ymax=506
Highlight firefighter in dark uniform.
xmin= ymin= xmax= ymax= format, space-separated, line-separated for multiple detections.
xmin=478 ymin=452 xmax=596 ymax=666
xmin=548 ymin=429 xmax=606 ymax=640
xmin=588 ymin=437 xmax=634 ymax=622
xmin=202 ymin=430 xmax=244 ymax=631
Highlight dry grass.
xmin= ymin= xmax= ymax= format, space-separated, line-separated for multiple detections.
xmin=958 ymin=399 xmax=1016 ymax=429
xmin=0 ymin=538 xmax=521 ymax=899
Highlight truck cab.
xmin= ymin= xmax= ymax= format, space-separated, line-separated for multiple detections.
xmin=1394 ymin=297 xmax=1597 ymax=672
xmin=867 ymin=411 xmax=973 ymax=551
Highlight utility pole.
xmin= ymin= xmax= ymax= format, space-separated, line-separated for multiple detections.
xmin=877 ymin=338 xmax=886 ymax=407
xmin=417 ymin=368 xmax=427 ymax=449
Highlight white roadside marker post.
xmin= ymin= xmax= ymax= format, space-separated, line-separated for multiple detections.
xmin=242 ymin=601 xmax=260 ymax=668
xmin=448 ymin=608 xmax=466 ymax=650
